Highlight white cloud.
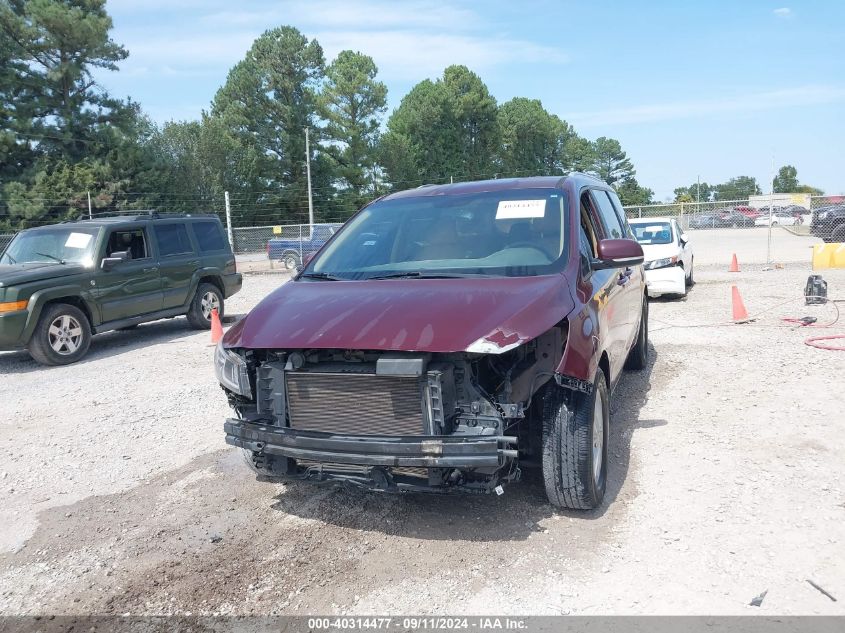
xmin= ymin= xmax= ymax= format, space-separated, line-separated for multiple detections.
xmin=773 ymin=7 xmax=792 ymax=17
xmin=564 ymin=85 xmax=845 ymax=128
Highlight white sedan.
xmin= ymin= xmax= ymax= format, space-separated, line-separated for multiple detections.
xmin=629 ymin=217 xmax=694 ymax=298
xmin=754 ymin=211 xmax=800 ymax=226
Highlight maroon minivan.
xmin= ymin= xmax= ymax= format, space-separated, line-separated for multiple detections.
xmin=217 ymin=175 xmax=647 ymax=509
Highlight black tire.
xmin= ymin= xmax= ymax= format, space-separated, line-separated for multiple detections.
xmin=686 ymin=258 xmax=694 ymax=287
xmin=186 ymin=282 xmax=224 ymax=330
xmin=624 ymin=297 xmax=649 ymax=370
xmin=542 ymin=371 xmax=609 ymax=510
xmin=282 ymin=251 xmax=301 ymax=271
xmin=832 ymin=225 xmax=845 ymax=243
xmin=241 ymin=449 xmax=295 ymax=479
xmin=27 ymin=303 xmax=92 ymax=366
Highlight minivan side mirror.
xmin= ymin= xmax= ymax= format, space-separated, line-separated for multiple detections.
xmin=593 ymin=239 xmax=644 ymax=270
xmin=101 ymin=250 xmax=129 ymax=271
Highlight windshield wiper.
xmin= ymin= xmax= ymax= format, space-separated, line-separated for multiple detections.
xmin=1 ymin=253 xmax=15 ymax=264
xmin=367 ymin=271 xmax=475 ymax=280
xmin=297 ymin=272 xmax=345 ymax=281
xmin=34 ymin=252 xmax=65 ymax=264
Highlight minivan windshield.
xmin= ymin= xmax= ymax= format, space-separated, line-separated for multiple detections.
xmin=629 ymin=221 xmax=673 ymax=245
xmin=0 ymin=226 xmax=101 ymax=266
xmin=307 ymin=188 xmax=569 ymax=280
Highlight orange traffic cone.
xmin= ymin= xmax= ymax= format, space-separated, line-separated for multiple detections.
xmin=731 ymin=286 xmax=749 ymax=321
xmin=210 ymin=308 xmax=224 ymax=344
xmin=729 ymin=253 xmax=740 ymax=272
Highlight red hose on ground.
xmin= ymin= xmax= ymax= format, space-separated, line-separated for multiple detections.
xmin=805 ymin=334 xmax=845 ymax=351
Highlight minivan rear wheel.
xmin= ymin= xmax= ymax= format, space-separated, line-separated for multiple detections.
xmin=541 ymin=371 xmax=609 ymax=510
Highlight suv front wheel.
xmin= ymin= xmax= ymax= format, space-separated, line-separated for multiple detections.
xmin=186 ymin=283 xmax=224 ymax=330
xmin=541 ymin=370 xmax=609 ymax=510
xmin=28 ymin=303 xmax=93 ymax=366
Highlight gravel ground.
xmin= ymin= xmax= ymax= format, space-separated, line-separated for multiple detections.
xmin=1 ymin=229 xmax=844 ymax=616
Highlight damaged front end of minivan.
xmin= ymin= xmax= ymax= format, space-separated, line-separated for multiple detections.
xmin=220 ymin=325 xmax=571 ymax=494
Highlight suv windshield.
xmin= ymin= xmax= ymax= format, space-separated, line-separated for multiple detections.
xmin=308 ymin=188 xmax=569 ymax=279
xmin=0 ymin=227 xmax=100 ymax=266
xmin=630 ymin=221 xmax=673 ymax=245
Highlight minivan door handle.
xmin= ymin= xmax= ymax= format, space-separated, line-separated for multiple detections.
xmin=617 ymin=267 xmax=633 ymax=286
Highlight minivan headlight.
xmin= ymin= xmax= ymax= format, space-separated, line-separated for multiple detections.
xmin=214 ymin=342 xmax=252 ymax=398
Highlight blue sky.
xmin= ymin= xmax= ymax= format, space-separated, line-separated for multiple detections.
xmin=98 ymin=0 xmax=845 ymax=199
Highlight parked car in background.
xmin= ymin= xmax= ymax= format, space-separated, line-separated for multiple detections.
xmin=688 ymin=210 xmax=752 ymax=229
xmin=754 ymin=210 xmax=800 ymax=226
xmin=733 ymin=206 xmax=761 ymax=219
xmin=0 ymin=213 xmax=241 ymax=365
xmin=718 ymin=209 xmax=756 ymax=227
xmin=688 ymin=214 xmax=724 ymax=229
xmin=219 ymin=175 xmax=648 ymax=510
xmin=811 ymin=205 xmax=845 ymax=242
xmin=266 ymin=223 xmax=343 ymax=270
xmin=629 ymin=217 xmax=693 ymax=298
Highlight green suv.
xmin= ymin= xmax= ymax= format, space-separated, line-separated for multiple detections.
xmin=0 ymin=213 xmax=242 ymax=365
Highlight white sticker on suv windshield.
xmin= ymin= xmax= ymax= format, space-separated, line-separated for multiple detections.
xmin=65 ymin=232 xmax=92 ymax=249
xmin=496 ymin=199 xmax=546 ymax=219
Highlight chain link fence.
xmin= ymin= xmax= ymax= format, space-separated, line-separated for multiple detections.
xmin=0 ymin=233 xmax=14 ymax=254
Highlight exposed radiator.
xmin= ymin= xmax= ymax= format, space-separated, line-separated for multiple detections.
xmin=285 ymin=372 xmax=424 ymax=435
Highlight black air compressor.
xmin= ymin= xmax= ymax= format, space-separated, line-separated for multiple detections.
xmin=805 ymin=274 xmax=828 ymax=305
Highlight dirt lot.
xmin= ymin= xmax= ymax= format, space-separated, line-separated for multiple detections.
xmin=1 ymin=228 xmax=844 ymax=616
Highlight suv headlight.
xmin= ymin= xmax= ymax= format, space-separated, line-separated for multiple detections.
xmin=214 ymin=342 xmax=252 ymax=398
xmin=816 ymin=211 xmax=829 ymax=220
xmin=645 ymin=256 xmax=678 ymax=270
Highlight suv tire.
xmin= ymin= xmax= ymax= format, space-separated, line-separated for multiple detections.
xmin=832 ymin=225 xmax=845 ymax=243
xmin=186 ymin=282 xmax=224 ymax=330
xmin=624 ymin=297 xmax=649 ymax=370
xmin=541 ymin=371 xmax=609 ymax=510
xmin=28 ymin=303 xmax=92 ymax=366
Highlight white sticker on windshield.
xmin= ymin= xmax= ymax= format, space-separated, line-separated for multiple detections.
xmin=496 ymin=199 xmax=546 ymax=219
xmin=65 ymin=232 xmax=93 ymax=249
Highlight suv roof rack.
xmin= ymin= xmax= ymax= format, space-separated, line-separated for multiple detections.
xmin=66 ymin=211 xmax=220 ymax=223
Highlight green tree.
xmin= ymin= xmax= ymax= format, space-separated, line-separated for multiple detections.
xmin=440 ymin=65 xmax=499 ymax=179
xmin=381 ymin=66 xmax=498 ymax=187
xmin=562 ymin=136 xmax=596 ymax=173
xmin=714 ymin=176 xmax=761 ymax=201
xmin=773 ymin=165 xmax=823 ymax=195
xmin=497 ymin=98 xmax=577 ymax=177
xmin=211 ymin=26 xmax=327 ymax=223
xmin=674 ymin=182 xmax=714 ymax=203
xmin=320 ymin=50 xmax=387 ymax=210
xmin=616 ymin=177 xmax=654 ymax=206
xmin=591 ymin=137 xmax=634 ymax=186
xmin=773 ymin=165 xmax=799 ymax=193
xmin=0 ymin=0 xmax=133 ymax=163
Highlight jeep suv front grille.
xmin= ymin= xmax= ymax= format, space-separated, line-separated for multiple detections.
xmin=285 ymin=372 xmax=424 ymax=435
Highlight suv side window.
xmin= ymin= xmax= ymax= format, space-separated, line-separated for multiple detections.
xmin=106 ymin=228 xmax=150 ymax=261
xmin=591 ymin=190 xmax=625 ymax=239
xmin=155 ymin=223 xmax=194 ymax=257
xmin=191 ymin=221 xmax=226 ymax=252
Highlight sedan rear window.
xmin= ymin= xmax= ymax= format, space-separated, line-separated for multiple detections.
xmin=308 ymin=188 xmax=569 ymax=279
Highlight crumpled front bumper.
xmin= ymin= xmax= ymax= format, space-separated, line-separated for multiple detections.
xmin=224 ymin=419 xmax=517 ymax=469
xmin=644 ymin=266 xmax=686 ymax=297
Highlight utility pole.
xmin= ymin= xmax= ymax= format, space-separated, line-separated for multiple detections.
xmin=224 ymin=191 xmax=234 ymax=249
xmin=304 ymin=127 xmax=314 ymax=232
xmin=87 ymin=191 xmax=92 ymax=219
xmin=766 ymin=153 xmax=774 ymax=264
